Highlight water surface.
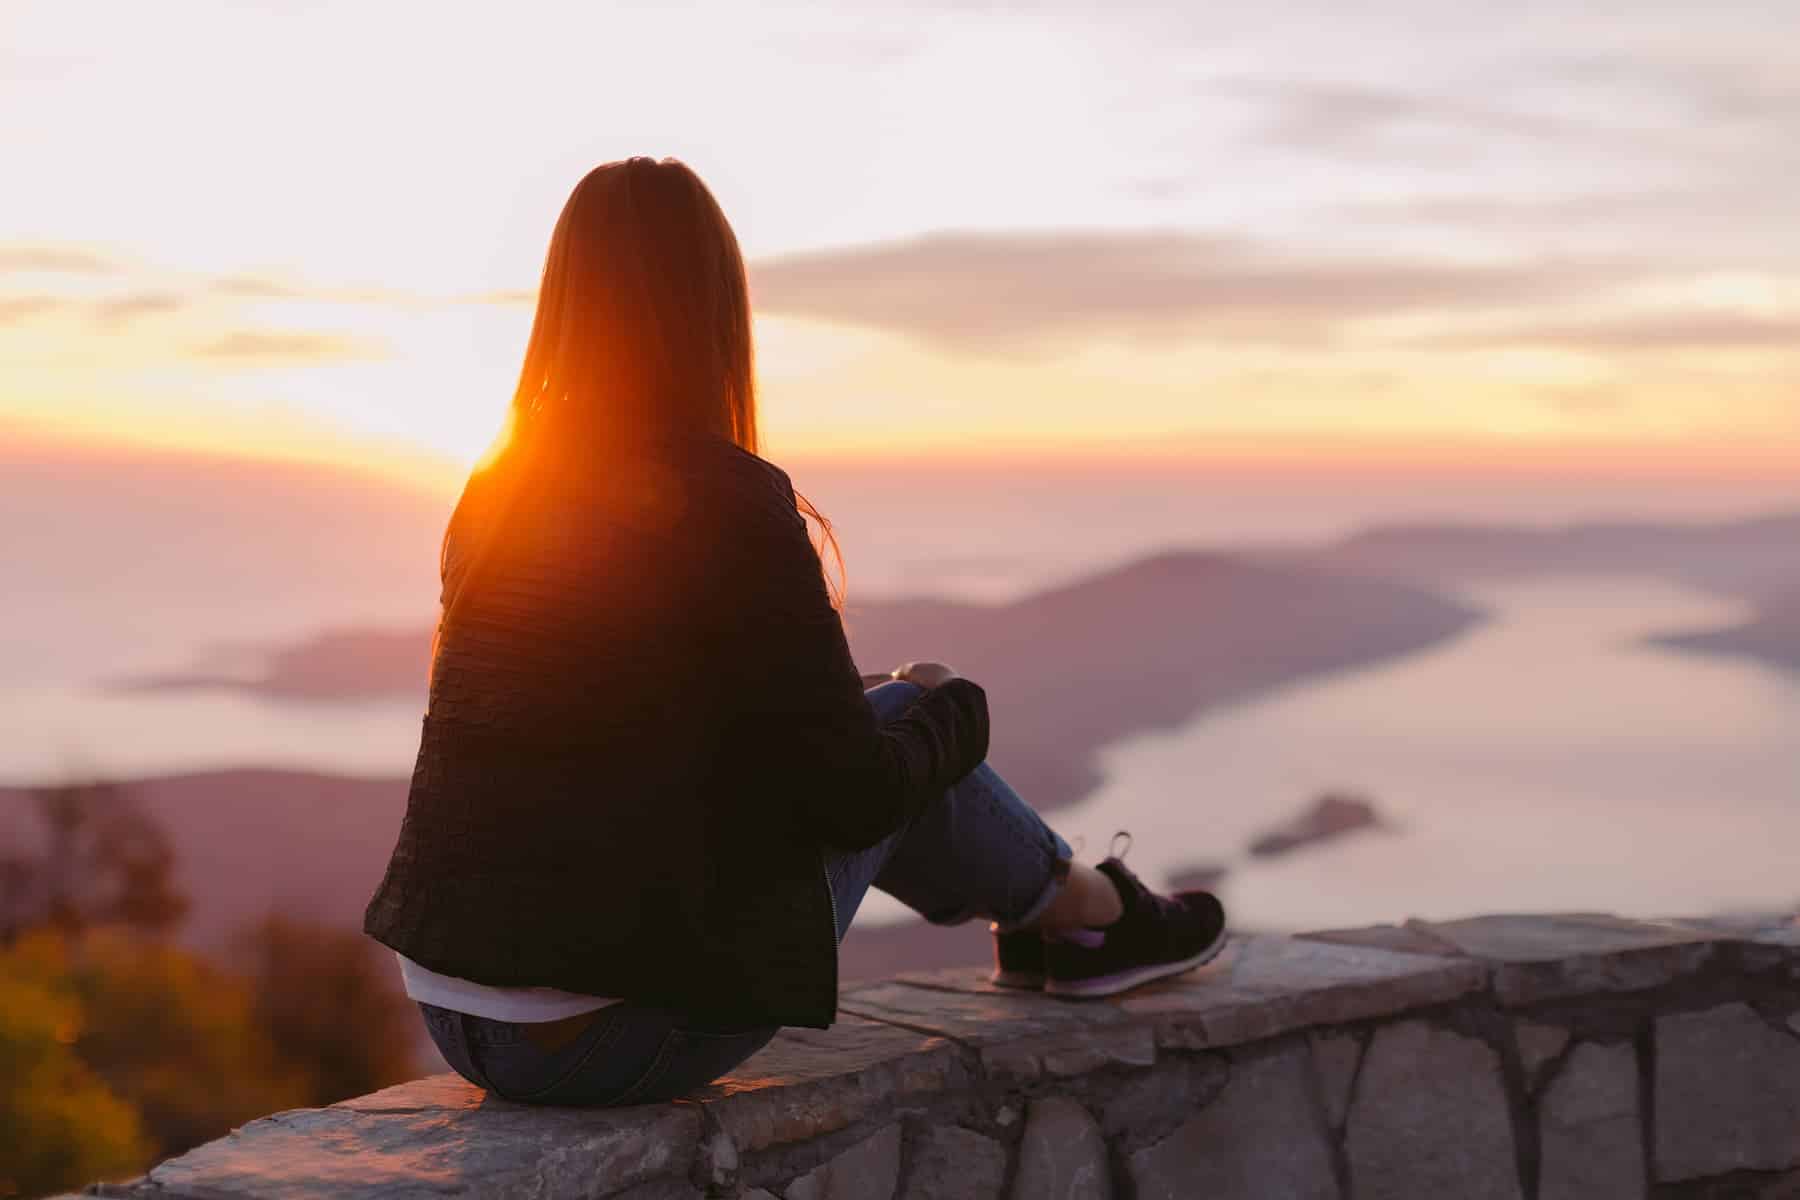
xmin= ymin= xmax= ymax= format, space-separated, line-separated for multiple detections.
xmin=1043 ymin=576 xmax=1800 ymax=931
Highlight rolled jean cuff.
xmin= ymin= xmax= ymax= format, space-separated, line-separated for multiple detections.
xmin=950 ymin=831 xmax=1072 ymax=935
xmin=990 ymin=846 xmax=1073 ymax=932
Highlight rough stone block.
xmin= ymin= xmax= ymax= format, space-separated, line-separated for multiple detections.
xmin=1675 ymin=914 xmax=1800 ymax=972
xmin=1118 ymin=935 xmax=1485 ymax=1050
xmin=1124 ymin=1042 xmax=1337 ymax=1200
xmin=696 ymin=1017 xmax=964 ymax=1152
xmin=1098 ymin=1056 xmax=1230 ymax=1143
xmin=1538 ymin=1042 xmax=1643 ymax=1200
xmin=985 ymin=1025 xmax=1157 ymax=1082
xmin=1346 ymin=1019 xmax=1522 ymax=1200
xmin=1672 ymin=913 xmax=1800 ymax=943
xmin=899 ymin=1125 xmax=1006 ymax=1200
xmin=696 ymin=1126 xmax=738 ymax=1193
xmin=1656 ymin=1170 xmax=1800 ymax=1199
xmin=147 ymin=1076 xmax=701 ymax=1199
xmin=606 ymin=1180 xmax=701 ymax=1199
xmin=1656 ymin=1002 xmax=1800 ymax=1181
xmin=1411 ymin=913 xmax=1720 ymax=1005
xmin=1309 ymin=1031 xmax=1362 ymax=1130
xmin=1013 ymin=1098 xmax=1111 ymax=1200
xmin=1514 ymin=1020 xmax=1571 ymax=1085
xmin=786 ymin=1124 xmax=902 ymax=1200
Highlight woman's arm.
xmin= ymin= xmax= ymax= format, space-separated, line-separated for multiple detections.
xmin=717 ymin=470 xmax=990 ymax=851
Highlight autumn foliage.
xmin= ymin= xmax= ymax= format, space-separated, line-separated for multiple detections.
xmin=0 ymin=783 xmax=419 ymax=1199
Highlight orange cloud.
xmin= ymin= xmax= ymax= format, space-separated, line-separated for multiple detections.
xmin=91 ymin=291 xmax=187 ymax=329
xmin=0 ymin=295 xmax=61 ymax=323
xmin=0 ymin=245 xmax=119 ymax=274
xmin=191 ymin=330 xmax=386 ymax=364
xmin=1418 ymin=311 xmax=1800 ymax=353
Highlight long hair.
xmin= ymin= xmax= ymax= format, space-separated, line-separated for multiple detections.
xmin=439 ymin=157 xmax=842 ymax=642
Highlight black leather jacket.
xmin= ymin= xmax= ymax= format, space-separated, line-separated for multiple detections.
xmin=363 ymin=433 xmax=989 ymax=1028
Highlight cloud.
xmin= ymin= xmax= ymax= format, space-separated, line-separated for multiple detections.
xmin=192 ymin=331 xmax=386 ymax=364
xmin=210 ymin=273 xmax=530 ymax=308
xmin=467 ymin=288 xmax=535 ymax=306
xmin=92 ymin=291 xmax=187 ymax=329
xmin=1337 ymin=191 xmax=1669 ymax=231
xmin=1419 ymin=311 xmax=1800 ymax=353
xmin=1544 ymin=386 xmax=1629 ymax=415
xmin=210 ymin=275 xmax=304 ymax=299
xmin=0 ymin=245 xmax=119 ymax=275
xmin=1212 ymin=78 xmax=1576 ymax=162
xmin=1543 ymin=54 xmax=1800 ymax=130
xmin=0 ymin=295 xmax=61 ymax=324
xmin=749 ymin=230 xmax=1646 ymax=353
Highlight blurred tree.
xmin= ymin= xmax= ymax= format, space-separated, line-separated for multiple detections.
xmin=0 ymin=784 xmax=420 ymax=1198
xmin=62 ymin=930 xmax=310 ymax=1157
xmin=233 ymin=914 xmax=420 ymax=1104
xmin=1 ymin=782 xmax=187 ymax=943
xmin=0 ymin=933 xmax=151 ymax=1199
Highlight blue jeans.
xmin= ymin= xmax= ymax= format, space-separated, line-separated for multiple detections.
xmin=420 ymin=680 xmax=1073 ymax=1106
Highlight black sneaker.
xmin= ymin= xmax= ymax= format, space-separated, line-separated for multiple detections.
xmin=990 ymin=924 xmax=1046 ymax=989
xmin=1044 ymin=856 xmax=1229 ymax=998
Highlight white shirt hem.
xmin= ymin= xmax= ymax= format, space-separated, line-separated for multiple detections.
xmin=396 ymin=953 xmax=619 ymax=1024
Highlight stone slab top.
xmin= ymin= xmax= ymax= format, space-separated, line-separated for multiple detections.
xmin=1299 ymin=912 xmax=1764 ymax=1006
xmin=146 ymin=1081 xmax=701 ymax=1200
xmin=1114 ymin=933 xmax=1488 ymax=1049
xmin=694 ymin=1015 xmax=966 ymax=1152
xmin=840 ymin=935 xmax=1489 ymax=1054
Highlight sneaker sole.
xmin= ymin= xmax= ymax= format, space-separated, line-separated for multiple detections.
xmin=1044 ymin=930 xmax=1231 ymax=999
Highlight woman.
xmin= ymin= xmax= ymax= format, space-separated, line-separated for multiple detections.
xmin=363 ymin=157 xmax=1227 ymax=1107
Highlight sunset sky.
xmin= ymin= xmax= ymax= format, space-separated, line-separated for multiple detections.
xmin=3 ymin=0 xmax=1797 ymax=485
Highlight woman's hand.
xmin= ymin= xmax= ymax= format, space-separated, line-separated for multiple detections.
xmin=892 ymin=660 xmax=961 ymax=689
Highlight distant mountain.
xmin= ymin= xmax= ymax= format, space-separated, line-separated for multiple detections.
xmin=845 ymin=552 xmax=1480 ymax=812
xmin=1649 ymin=588 xmax=1800 ymax=673
xmin=1307 ymin=513 xmax=1798 ymax=677
xmin=116 ymin=551 xmax=1483 ymax=812
xmin=1318 ymin=512 xmax=1800 ymax=598
xmin=112 ymin=628 xmax=432 ymax=701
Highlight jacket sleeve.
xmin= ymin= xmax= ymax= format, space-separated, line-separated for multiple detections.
xmin=717 ymin=468 xmax=990 ymax=852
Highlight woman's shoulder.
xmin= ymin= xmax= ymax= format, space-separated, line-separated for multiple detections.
xmin=671 ymin=437 xmax=803 ymax=531
xmin=686 ymin=436 xmax=795 ymax=500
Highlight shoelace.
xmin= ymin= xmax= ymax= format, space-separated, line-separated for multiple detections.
xmin=1106 ymin=829 xmax=1186 ymax=923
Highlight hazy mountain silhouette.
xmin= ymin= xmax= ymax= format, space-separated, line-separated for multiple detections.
xmin=1315 ymin=514 xmax=1800 ymax=674
xmin=111 ymin=552 xmax=1482 ymax=812
xmin=1319 ymin=512 xmax=1800 ymax=598
xmin=112 ymin=629 xmax=431 ymax=701
xmin=844 ymin=552 xmax=1480 ymax=812
xmin=1649 ymin=588 xmax=1800 ymax=673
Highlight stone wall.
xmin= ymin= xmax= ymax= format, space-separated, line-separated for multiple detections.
xmin=71 ymin=913 xmax=1800 ymax=1199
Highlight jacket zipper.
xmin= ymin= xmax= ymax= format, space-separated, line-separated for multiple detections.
xmin=822 ymin=851 xmax=840 ymax=1003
